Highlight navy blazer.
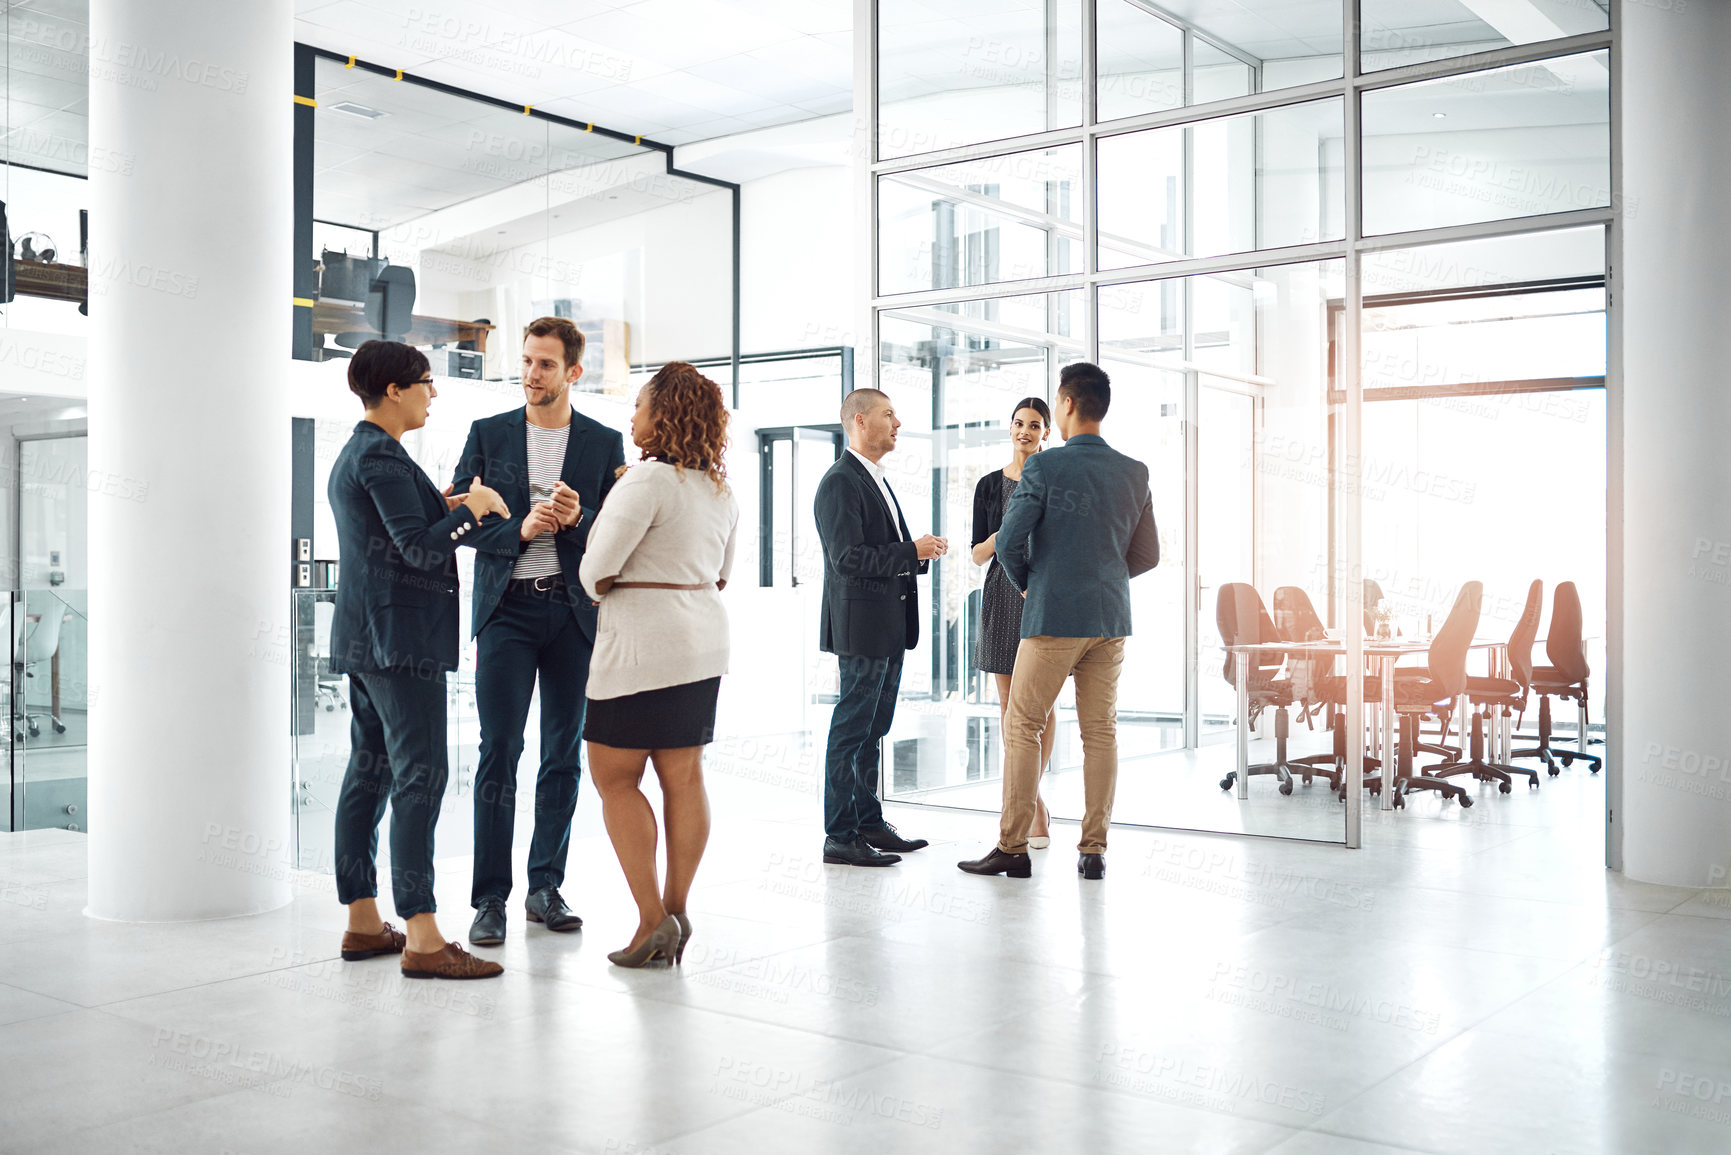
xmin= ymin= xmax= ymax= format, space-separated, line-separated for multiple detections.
xmin=996 ymin=433 xmax=1160 ymax=639
xmin=814 ymin=451 xmax=930 ymax=658
xmin=450 ymin=406 xmax=626 ymax=639
xmin=328 ymin=420 xmax=479 ymax=677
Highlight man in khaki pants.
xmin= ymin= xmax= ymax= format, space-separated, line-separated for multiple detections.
xmin=958 ymin=363 xmax=1160 ymax=880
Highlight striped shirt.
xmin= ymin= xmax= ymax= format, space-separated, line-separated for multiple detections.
xmin=512 ymin=420 xmax=571 ymax=579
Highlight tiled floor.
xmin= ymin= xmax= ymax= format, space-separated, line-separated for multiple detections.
xmin=3 ymin=762 xmax=1729 ymax=1154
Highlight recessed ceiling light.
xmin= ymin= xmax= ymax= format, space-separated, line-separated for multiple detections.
xmin=496 ymin=229 xmax=506 ymax=234
xmin=1433 ymin=112 xmax=1447 ymax=119
xmin=328 ymin=101 xmax=385 ymax=120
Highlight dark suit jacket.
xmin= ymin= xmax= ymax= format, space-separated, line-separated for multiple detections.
xmin=328 ymin=420 xmax=478 ymax=677
xmin=996 ymin=433 xmax=1160 ymax=639
xmin=814 ymin=451 xmax=930 ymax=658
xmin=449 ymin=406 xmax=626 ymax=639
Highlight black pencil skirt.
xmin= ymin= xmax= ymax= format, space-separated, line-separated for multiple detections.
xmin=583 ymin=676 xmax=722 ymax=749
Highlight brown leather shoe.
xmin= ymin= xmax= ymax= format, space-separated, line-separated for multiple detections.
xmin=340 ymin=922 xmax=407 ymax=962
xmin=401 ymin=941 xmax=504 ymax=980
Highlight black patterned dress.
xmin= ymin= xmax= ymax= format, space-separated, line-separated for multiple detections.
xmin=974 ymin=471 xmax=1025 ymax=675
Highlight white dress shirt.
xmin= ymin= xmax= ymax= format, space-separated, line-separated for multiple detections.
xmin=847 ymin=447 xmax=907 ymax=540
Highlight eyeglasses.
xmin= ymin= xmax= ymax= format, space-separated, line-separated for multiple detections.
xmin=404 ymin=377 xmax=434 ymax=387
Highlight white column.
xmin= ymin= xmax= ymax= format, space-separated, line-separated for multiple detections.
xmin=85 ymin=0 xmax=293 ymax=919
xmin=1616 ymin=0 xmax=1731 ymax=888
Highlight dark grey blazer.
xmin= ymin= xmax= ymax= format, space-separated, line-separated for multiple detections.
xmin=995 ymin=433 xmax=1160 ymax=639
xmin=814 ymin=451 xmax=930 ymax=658
xmin=328 ymin=420 xmax=479 ymax=677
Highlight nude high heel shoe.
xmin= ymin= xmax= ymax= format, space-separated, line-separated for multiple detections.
xmin=671 ymin=911 xmax=692 ymax=964
xmin=607 ymin=915 xmax=681 ymax=968
xmin=1028 ymin=799 xmax=1051 ymax=850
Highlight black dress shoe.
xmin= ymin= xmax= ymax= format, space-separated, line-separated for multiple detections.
xmin=1078 ymin=853 xmax=1105 ymax=880
xmin=958 ymin=847 xmax=1032 ymax=878
xmin=525 ymin=886 xmax=583 ymax=932
xmin=823 ymin=836 xmax=901 ymax=867
xmin=861 ymin=822 xmax=928 ymax=853
xmin=468 ymin=897 xmax=507 ymax=946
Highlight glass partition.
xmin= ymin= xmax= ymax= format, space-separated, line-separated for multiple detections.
xmin=1097 ymin=98 xmax=1344 ymax=268
xmin=878 ymin=0 xmax=1083 ymax=160
xmin=307 ymin=55 xmax=729 ymax=384
xmin=1360 ymin=51 xmax=1610 ymax=237
xmin=1362 ymin=0 xmax=1609 ymax=72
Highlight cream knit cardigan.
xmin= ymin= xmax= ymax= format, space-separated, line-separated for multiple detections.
xmin=578 ymin=461 xmax=740 ymax=700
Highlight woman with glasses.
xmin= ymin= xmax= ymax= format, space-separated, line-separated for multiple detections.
xmin=327 ymin=340 xmax=510 ymax=980
xmin=971 ymin=397 xmax=1057 ymax=848
xmin=580 ymin=362 xmax=739 ymax=968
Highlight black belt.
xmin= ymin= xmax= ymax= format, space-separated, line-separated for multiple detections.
xmin=505 ymin=573 xmax=566 ymax=596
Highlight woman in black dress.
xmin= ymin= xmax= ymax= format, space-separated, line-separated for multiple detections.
xmin=971 ymin=397 xmax=1056 ymax=848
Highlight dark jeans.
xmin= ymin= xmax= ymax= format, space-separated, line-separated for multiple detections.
xmin=823 ymin=650 xmax=903 ymax=841
xmin=471 ymin=586 xmax=592 ymax=905
xmin=333 ymin=668 xmax=449 ymax=920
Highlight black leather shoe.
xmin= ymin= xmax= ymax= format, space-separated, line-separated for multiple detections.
xmin=861 ymin=822 xmax=928 ymax=853
xmin=958 ymin=847 xmax=1032 ymax=878
xmin=823 ymin=836 xmax=901 ymax=867
xmin=525 ymin=886 xmax=583 ymax=932
xmin=468 ymin=897 xmax=507 ymax=946
xmin=1078 ymin=853 xmax=1105 ymax=880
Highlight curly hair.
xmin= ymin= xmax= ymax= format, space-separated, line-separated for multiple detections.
xmin=638 ymin=361 xmax=730 ymax=491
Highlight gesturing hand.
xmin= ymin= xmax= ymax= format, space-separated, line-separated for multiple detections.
xmin=548 ymin=481 xmax=582 ymax=528
xmin=914 ymin=535 xmax=949 ymax=561
xmin=462 ymin=477 xmax=511 ymax=521
xmin=440 ymin=484 xmax=465 ymax=513
xmin=519 ymin=504 xmax=561 ymax=541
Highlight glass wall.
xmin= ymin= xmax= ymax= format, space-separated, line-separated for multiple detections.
xmin=305 ymin=54 xmax=732 ymax=383
xmin=869 ymin=1 xmax=1614 ymax=846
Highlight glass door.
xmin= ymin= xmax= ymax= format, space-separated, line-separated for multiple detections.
xmin=1196 ymin=386 xmax=1256 ymax=739
xmin=15 ymin=434 xmax=89 ymax=832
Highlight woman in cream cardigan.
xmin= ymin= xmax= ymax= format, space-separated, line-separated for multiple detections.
xmin=579 ymin=362 xmax=739 ymax=968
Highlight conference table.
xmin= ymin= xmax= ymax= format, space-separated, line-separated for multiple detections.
xmin=1223 ymin=635 xmax=1511 ymax=811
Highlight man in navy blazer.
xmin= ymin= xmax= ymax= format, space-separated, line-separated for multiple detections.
xmin=814 ymin=388 xmax=948 ymax=867
xmin=959 ymin=362 xmax=1159 ymax=882
xmin=449 ymin=317 xmax=626 ymax=945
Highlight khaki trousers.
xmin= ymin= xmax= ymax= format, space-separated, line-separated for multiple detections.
xmin=997 ymin=635 xmax=1124 ymax=855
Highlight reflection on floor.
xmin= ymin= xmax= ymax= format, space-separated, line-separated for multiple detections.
xmin=6 ymin=753 xmax=1729 ymax=1154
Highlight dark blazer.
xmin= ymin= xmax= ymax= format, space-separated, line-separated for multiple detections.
xmin=971 ymin=467 xmax=1011 ymax=554
xmin=996 ymin=433 xmax=1160 ymax=639
xmin=814 ymin=450 xmax=930 ymax=658
xmin=328 ymin=420 xmax=479 ymax=677
xmin=449 ymin=406 xmax=626 ymax=639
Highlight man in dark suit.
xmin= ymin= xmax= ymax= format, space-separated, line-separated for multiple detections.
xmin=958 ymin=362 xmax=1160 ymax=882
xmin=450 ymin=316 xmax=626 ymax=945
xmin=814 ymin=388 xmax=947 ymax=867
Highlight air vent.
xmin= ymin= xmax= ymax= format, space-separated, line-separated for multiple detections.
xmin=328 ymin=101 xmax=385 ymax=119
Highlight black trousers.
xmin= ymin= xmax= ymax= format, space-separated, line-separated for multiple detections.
xmin=823 ymin=650 xmax=903 ymax=841
xmin=471 ymin=585 xmax=592 ymax=905
xmin=333 ymin=668 xmax=449 ymax=919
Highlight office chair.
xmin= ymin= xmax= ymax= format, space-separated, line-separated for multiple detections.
xmin=1360 ymin=576 xmax=1460 ymax=761
xmin=1512 ymin=581 xmax=1601 ymax=775
xmin=1271 ymin=585 xmax=1374 ymax=795
xmin=1429 ymin=580 xmax=1543 ymax=793
xmin=1386 ymin=582 xmax=1483 ymax=809
xmin=13 ymin=608 xmax=68 ymax=739
xmin=1215 ymin=583 xmax=1297 ymax=795
xmin=335 ymin=263 xmax=417 ymax=348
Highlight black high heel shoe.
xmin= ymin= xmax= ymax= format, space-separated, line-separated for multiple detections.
xmin=607 ymin=915 xmax=681 ymax=968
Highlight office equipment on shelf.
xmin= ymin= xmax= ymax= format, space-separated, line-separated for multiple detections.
xmin=1386 ymin=582 xmax=1482 ymax=809
xmin=13 ymin=608 xmax=68 ymax=739
xmin=446 ymin=348 xmax=484 ymax=379
xmin=1513 ymin=581 xmax=1602 ymax=775
xmin=318 ymin=249 xmax=385 ymax=303
xmin=1216 ymin=583 xmax=1299 ymax=795
xmin=1431 ymin=580 xmax=1543 ymax=793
